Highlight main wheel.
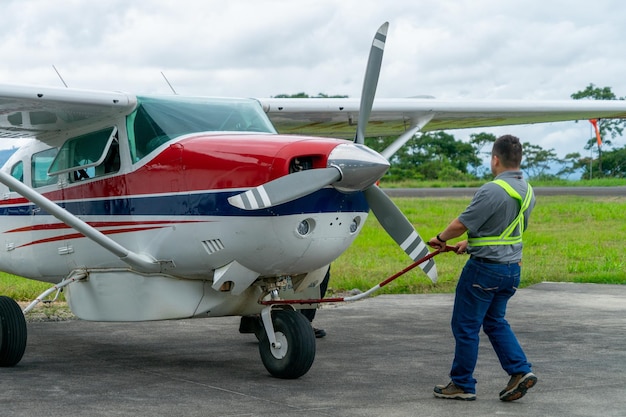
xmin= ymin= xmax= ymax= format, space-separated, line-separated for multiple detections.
xmin=258 ymin=309 xmax=315 ymax=379
xmin=0 ymin=296 xmax=27 ymax=367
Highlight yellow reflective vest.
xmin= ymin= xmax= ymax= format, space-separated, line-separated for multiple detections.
xmin=467 ymin=179 xmax=533 ymax=247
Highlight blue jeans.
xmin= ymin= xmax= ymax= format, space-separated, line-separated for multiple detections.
xmin=449 ymin=258 xmax=532 ymax=393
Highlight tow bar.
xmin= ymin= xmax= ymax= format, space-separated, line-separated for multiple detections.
xmin=261 ymin=245 xmax=455 ymax=306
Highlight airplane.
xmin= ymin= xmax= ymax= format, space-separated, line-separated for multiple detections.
xmin=1 ymin=22 xmax=626 ymax=379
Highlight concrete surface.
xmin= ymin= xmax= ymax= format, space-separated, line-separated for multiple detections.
xmin=384 ymin=186 xmax=626 ymax=198
xmin=1 ymin=282 xmax=625 ymax=417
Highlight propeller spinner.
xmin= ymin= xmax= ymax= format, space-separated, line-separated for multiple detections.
xmin=227 ymin=143 xmax=389 ymax=210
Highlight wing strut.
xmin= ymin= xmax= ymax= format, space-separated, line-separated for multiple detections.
xmin=0 ymin=172 xmax=164 ymax=273
xmin=380 ymin=114 xmax=434 ymax=160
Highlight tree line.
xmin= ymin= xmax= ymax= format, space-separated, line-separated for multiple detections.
xmin=276 ymin=86 xmax=626 ymax=181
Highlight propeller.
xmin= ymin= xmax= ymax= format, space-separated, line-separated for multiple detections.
xmin=353 ymin=22 xmax=437 ymax=281
xmin=228 ymin=22 xmax=437 ymax=281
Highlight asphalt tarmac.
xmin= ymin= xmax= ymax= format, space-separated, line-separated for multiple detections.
xmin=384 ymin=186 xmax=626 ymax=198
xmin=2 ymin=282 xmax=625 ymax=417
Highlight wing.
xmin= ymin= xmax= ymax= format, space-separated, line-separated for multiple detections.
xmin=257 ymin=97 xmax=626 ymax=138
xmin=0 ymin=83 xmax=137 ymax=142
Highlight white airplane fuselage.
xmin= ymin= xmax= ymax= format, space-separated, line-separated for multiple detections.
xmin=0 ymin=97 xmax=375 ymax=321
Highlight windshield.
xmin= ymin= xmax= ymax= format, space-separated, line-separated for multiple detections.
xmin=127 ymin=96 xmax=276 ymax=162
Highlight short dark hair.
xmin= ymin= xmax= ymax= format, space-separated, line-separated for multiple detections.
xmin=492 ymin=134 xmax=522 ymax=168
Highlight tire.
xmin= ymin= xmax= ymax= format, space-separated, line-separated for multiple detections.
xmin=258 ymin=309 xmax=315 ymax=379
xmin=0 ymin=296 xmax=27 ymax=367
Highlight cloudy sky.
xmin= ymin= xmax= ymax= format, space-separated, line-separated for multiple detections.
xmin=2 ymin=0 xmax=626 ymax=161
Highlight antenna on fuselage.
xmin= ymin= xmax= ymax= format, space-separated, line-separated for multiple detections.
xmin=52 ymin=65 xmax=69 ymax=88
xmin=161 ymin=71 xmax=178 ymax=94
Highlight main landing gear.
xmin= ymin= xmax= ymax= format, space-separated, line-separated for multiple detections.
xmin=0 ymin=296 xmax=27 ymax=367
xmin=257 ymin=307 xmax=316 ymax=379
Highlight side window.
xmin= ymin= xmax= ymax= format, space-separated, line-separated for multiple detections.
xmin=48 ymin=127 xmax=118 ymax=182
xmin=10 ymin=161 xmax=23 ymax=182
xmin=8 ymin=161 xmax=24 ymax=192
xmin=31 ymin=148 xmax=59 ymax=188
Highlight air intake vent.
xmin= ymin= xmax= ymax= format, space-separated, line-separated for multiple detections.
xmin=202 ymin=239 xmax=225 ymax=255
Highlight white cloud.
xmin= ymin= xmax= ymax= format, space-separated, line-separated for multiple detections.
xmin=2 ymin=0 xmax=626 ymax=159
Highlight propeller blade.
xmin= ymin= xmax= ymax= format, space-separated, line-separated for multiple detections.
xmin=364 ymin=186 xmax=438 ymax=283
xmin=228 ymin=167 xmax=342 ymax=210
xmin=355 ymin=22 xmax=388 ymax=145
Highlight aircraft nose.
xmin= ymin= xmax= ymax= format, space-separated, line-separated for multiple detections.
xmin=327 ymin=143 xmax=390 ymax=192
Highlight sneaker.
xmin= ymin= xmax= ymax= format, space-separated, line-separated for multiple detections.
xmin=433 ymin=382 xmax=476 ymax=401
xmin=499 ymin=372 xmax=537 ymax=401
xmin=313 ymin=327 xmax=326 ymax=338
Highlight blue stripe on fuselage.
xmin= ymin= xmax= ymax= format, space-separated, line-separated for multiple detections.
xmin=0 ymin=188 xmax=369 ymax=217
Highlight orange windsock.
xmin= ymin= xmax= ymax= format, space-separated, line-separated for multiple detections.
xmin=589 ymin=119 xmax=602 ymax=147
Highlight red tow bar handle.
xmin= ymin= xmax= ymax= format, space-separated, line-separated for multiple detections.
xmin=261 ymin=244 xmax=456 ymax=306
xmin=428 ymin=243 xmax=456 ymax=254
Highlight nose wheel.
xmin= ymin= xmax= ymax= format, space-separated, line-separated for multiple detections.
xmin=0 ymin=296 xmax=27 ymax=367
xmin=258 ymin=309 xmax=315 ymax=379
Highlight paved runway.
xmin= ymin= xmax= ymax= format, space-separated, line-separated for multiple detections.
xmin=2 ymin=282 xmax=625 ymax=417
xmin=384 ymin=186 xmax=626 ymax=198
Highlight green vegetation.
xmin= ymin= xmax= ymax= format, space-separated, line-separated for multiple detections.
xmin=329 ymin=195 xmax=626 ymax=295
xmin=0 ymin=274 xmax=52 ymax=301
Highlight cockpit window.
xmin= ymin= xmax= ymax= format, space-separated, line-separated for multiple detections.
xmin=127 ymin=96 xmax=276 ymax=162
xmin=31 ymin=148 xmax=58 ymax=188
xmin=48 ymin=127 xmax=117 ymax=177
xmin=8 ymin=160 xmax=24 ymax=192
xmin=10 ymin=161 xmax=23 ymax=183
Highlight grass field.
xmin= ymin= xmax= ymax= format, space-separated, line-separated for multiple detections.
xmin=330 ymin=194 xmax=626 ymax=295
xmin=1 ymin=195 xmax=625 ymax=301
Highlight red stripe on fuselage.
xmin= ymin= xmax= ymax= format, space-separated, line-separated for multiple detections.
xmin=0 ymin=134 xmax=348 ymax=206
xmin=15 ymin=225 xmax=168 ymax=248
xmin=4 ymin=220 xmax=206 ymax=234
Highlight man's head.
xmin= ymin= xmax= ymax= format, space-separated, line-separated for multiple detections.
xmin=491 ymin=134 xmax=522 ymax=175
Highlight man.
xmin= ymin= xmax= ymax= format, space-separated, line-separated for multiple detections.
xmin=428 ymin=134 xmax=537 ymax=402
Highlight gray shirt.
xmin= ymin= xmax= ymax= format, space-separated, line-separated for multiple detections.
xmin=459 ymin=170 xmax=535 ymax=263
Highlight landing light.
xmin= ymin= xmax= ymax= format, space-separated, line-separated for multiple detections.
xmin=297 ymin=219 xmax=313 ymax=236
xmin=350 ymin=217 xmax=361 ymax=233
